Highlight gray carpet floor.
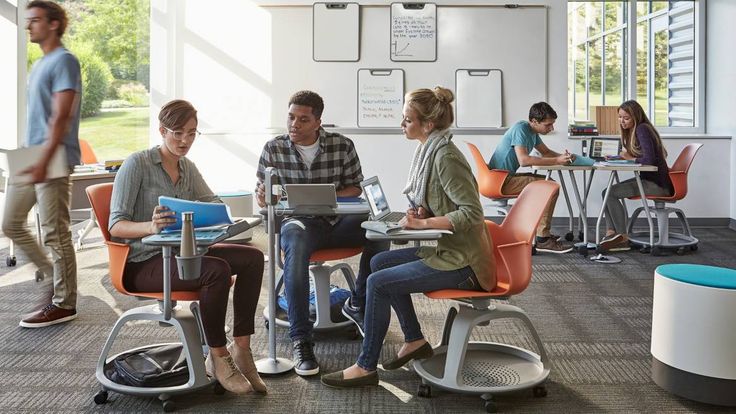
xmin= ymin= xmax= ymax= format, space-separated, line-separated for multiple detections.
xmin=1 ymin=223 xmax=735 ymax=413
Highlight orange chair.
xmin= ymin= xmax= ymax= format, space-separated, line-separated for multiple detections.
xmin=413 ymin=180 xmax=559 ymax=412
xmin=80 ymin=139 xmax=99 ymax=164
xmin=465 ymin=141 xmax=519 ymax=216
xmin=74 ymin=139 xmax=100 ymax=251
xmin=265 ymin=246 xmax=362 ymax=332
xmin=86 ymin=182 xmax=219 ymax=410
xmin=626 ymin=143 xmax=703 ymax=255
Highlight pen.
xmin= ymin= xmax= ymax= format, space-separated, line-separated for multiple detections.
xmin=406 ymin=194 xmax=417 ymax=210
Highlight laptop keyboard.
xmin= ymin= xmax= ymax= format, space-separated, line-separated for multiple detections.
xmin=380 ymin=211 xmax=406 ymax=222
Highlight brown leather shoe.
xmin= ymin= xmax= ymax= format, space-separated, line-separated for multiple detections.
xmin=211 ymin=354 xmax=253 ymax=394
xmin=230 ymin=343 xmax=267 ymax=394
xmin=19 ymin=304 xmax=77 ymax=328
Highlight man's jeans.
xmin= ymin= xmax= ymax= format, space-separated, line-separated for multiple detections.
xmin=279 ymin=214 xmax=389 ymax=341
xmin=1 ymin=175 xmax=77 ymax=309
xmin=356 ymin=248 xmax=478 ymax=371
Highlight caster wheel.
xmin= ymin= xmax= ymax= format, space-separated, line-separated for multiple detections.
xmin=531 ymin=246 xmax=537 ymax=256
xmin=35 ymin=270 xmax=44 ymax=282
xmin=484 ymin=401 xmax=498 ymax=413
xmin=564 ymin=232 xmax=574 ymax=242
xmin=577 ymin=245 xmax=588 ymax=257
xmin=263 ymin=318 xmax=269 ymax=330
xmin=676 ymin=247 xmax=686 ymax=256
xmin=690 ymin=244 xmax=698 ymax=251
xmin=213 ymin=381 xmax=225 ymax=395
xmin=6 ymin=256 xmax=16 ymax=267
xmin=417 ymin=384 xmax=432 ymax=398
xmin=162 ymin=399 xmax=176 ymax=412
xmin=93 ymin=390 xmax=108 ymax=405
xmin=578 ymin=231 xmax=584 ymax=242
xmin=651 ymin=246 xmax=661 ymax=256
xmin=533 ymin=385 xmax=548 ymax=398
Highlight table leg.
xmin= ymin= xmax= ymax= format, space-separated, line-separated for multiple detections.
xmin=162 ymin=245 xmax=172 ymax=320
xmin=596 ymin=172 xmax=616 ymax=245
xmin=568 ymin=170 xmax=590 ymax=250
xmin=557 ymin=170 xmax=575 ymax=239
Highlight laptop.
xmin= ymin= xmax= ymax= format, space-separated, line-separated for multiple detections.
xmin=588 ymin=137 xmax=622 ymax=161
xmin=359 ymin=176 xmax=405 ymax=223
xmin=283 ymin=183 xmax=337 ymax=213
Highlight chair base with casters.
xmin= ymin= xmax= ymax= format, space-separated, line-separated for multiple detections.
xmin=413 ymin=297 xmax=550 ymax=413
xmin=626 ymin=201 xmax=698 ymax=255
xmin=263 ymin=247 xmax=360 ymax=332
xmin=94 ymin=300 xmax=220 ymax=412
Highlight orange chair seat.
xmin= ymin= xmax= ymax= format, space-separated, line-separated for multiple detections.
xmin=310 ymin=247 xmax=363 ymax=262
xmin=425 ymin=284 xmax=511 ymax=300
xmin=628 ymin=194 xmax=680 ymax=202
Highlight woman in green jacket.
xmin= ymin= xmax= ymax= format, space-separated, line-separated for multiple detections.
xmin=321 ymin=87 xmax=495 ymax=388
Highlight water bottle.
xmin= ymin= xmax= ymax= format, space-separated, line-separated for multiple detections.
xmin=180 ymin=211 xmax=196 ymax=257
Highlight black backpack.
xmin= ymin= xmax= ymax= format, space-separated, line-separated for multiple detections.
xmin=105 ymin=343 xmax=190 ymax=387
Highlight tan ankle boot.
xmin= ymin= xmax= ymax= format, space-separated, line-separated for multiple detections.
xmin=230 ymin=343 xmax=268 ymax=394
xmin=211 ymin=353 xmax=253 ymax=394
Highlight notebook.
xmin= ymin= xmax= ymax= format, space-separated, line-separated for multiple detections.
xmin=0 ymin=146 xmax=68 ymax=184
xmin=283 ymin=183 xmax=337 ymax=214
xmin=588 ymin=137 xmax=622 ymax=161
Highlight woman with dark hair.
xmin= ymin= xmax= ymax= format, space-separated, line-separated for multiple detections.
xmin=321 ymin=87 xmax=494 ymax=388
xmin=599 ymin=100 xmax=673 ymax=251
xmin=109 ymin=100 xmax=266 ymax=394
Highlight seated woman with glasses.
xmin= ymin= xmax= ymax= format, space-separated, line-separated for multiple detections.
xmin=108 ymin=99 xmax=267 ymax=394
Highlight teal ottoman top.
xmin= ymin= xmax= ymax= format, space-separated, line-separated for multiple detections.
xmin=657 ymin=264 xmax=736 ymax=289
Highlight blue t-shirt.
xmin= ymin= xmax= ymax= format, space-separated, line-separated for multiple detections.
xmin=487 ymin=120 xmax=543 ymax=173
xmin=26 ymin=46 xmax=82 ymax=167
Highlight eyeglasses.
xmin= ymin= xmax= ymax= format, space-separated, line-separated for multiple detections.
xmin=163 ymin=126 xmax=201 ymax=141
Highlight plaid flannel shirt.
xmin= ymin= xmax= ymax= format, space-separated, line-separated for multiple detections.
xmin=257 ymin=128 xmax=364 ymax=220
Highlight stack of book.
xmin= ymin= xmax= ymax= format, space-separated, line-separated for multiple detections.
xmin=569 ymin=121 xmax=598 ymax=136
xmin=73 ymin=159 xmax=125 ymax=174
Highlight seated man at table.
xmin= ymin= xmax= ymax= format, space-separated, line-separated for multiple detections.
xmin=255 ymin=90 xmax=390 ymax=377
xmin=487 ymin=101 xmax=573 ymax=253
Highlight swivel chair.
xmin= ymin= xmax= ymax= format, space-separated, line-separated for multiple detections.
xmin=626 ymin=143 xmax=702 ymax=255
xmin=413 ymin=180 xmax=559 ymax=413
xmin=86 ymin=182 xmax=223 ymax=411
xmin=264 ymin=244 xmax=361 ymax=332
xmin=74 ymin=139 xmax=100 ymax=251
xmin=465 ymin=142 xmax=518 ymax=217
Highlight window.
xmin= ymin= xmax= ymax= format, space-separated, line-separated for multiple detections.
xmin=21 ymin=0 xmax=150 ymax=161
xmin=568 ymin=1 xmax=701 ymax=131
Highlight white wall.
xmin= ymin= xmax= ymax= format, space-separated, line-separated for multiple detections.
xmin=706 ymin=0 xmax=736 ymax=221
xmin=150 ymin=0 xmax=730 ymax=222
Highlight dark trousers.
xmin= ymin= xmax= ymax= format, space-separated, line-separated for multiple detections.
xmin=124 ymin=244 xmax=264 ymax=348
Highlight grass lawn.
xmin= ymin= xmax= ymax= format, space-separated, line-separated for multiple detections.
xmin=79 ymin=107 xmax=150 ymax=161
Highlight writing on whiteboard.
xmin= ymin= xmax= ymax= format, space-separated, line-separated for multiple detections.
xmin=390 ymin=4 xmax=437 ymax=61
xmin=359 ymin=86 xmax=402 ymax=120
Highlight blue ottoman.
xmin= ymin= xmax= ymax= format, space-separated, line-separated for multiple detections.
xmin=651 ymin=264 xmax=736 ymax=406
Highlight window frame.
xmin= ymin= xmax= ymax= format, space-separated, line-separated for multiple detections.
xmin=568 ymin=0 xmax=705 ymax=134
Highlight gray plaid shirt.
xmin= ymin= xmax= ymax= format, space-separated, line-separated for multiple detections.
xmin=109 ymin=146 xmax=220 ymax=263
xmin=256 ymin=128 xmax=363 ymax=189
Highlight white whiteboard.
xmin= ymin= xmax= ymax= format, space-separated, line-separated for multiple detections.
xmin=357 ymin=69 xmax=404 ymax=128
xmin=313 ymin=2 xmax=360 ymax=62
xmin=390 ymin=3 xmax=437 ymax=62
xmin=456 ymin=69 xmax=503 ymax=128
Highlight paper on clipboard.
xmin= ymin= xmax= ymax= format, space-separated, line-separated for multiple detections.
xmin=158 ymin=196 xmax=234 ymax=232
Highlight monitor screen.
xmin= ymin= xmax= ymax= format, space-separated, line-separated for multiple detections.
xmin=361 ymin=179 xmax=390 ymax=219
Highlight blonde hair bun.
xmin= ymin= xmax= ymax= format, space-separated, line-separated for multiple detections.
xmin=433 ymin=86 xmax=454 ymax=105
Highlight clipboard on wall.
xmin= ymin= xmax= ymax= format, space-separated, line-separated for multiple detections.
xmin=390 ymin=2 xmax=437 ymax=62
xmin=313 ymin=2 xmax=360 ymax=62
xmin=455 ymin=69 xmax=503 ymax=128
xmin=357 ymin=69 xmax=404 ymax=128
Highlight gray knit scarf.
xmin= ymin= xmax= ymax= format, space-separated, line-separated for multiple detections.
xmin=403 ymin=128 xmax=453 ymax=209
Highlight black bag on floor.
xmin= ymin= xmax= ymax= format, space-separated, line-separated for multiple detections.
xmin=104 ymin=344 xmax=190 ymax=387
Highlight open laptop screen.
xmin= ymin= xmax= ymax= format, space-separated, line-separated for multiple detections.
xmin=589 ymin=137 xmax=622 ymax=160
xmin=360 ymin=177 xmax=391 ymax=220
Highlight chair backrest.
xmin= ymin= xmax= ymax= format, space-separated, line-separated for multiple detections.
xmin=86 ymin=182 xmax=130 ymax=295
xmin=465 ymin=141 xmax=515 ymax=199
xmin=492 ymin=180 xmax=560 ymax=295
xmin=80 ymin=139 xmax=98 ymax=164
xmin=668 ymin=143 xmax=702 ymax=200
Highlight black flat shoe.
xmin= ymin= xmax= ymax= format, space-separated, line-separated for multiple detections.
xmin=382 ymin=342 xmax=434 ymax=370
xmin=321 ymin=370 xmax=379 ymax=388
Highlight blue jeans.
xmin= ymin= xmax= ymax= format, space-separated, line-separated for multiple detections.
xmin=280 ymin=214 xmax=389 ymax=341
xmin=356 ymin=248 xmax=479 ymax=371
